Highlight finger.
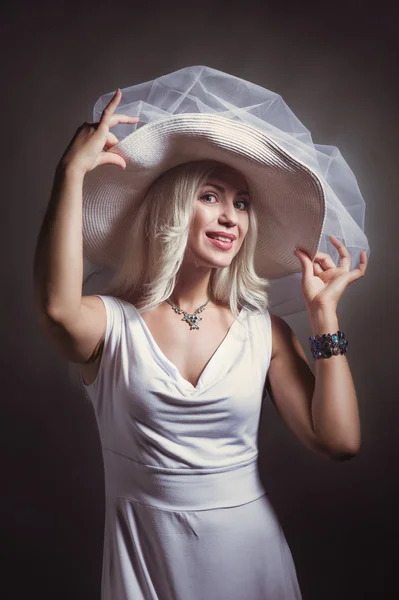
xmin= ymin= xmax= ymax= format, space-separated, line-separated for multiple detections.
xmin=313 ymin=253 xmax=336 ymax=270
xmin=360 ymin=250 xmax=368 ymax=267
xmin=294 ymin=249 xmax=315 ymax=279
xmin=356 ymin=251 xmax=368 ymax=275
xmin=329 ymin=235 xmax=351 ymax=268
xmin=96 ymin=151 xmax=126 ymax=170
xmin=313 ymin=261 xmax=325 ymax=276
xmin=108 ymin=114 xmax=140 ymax=128
xmin=339 ymin=251 xmax=367 ymax=285
xmin=99 ymin=89 xmax=122 ymax=128
xmin=106 ymin=88 xmax=121 ymax=110
xmin=103 ymin=131 xmax=120 ymax=150
xmin=346 ymin=269 xmax=364 ymax=284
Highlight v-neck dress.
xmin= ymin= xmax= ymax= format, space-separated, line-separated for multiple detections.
xmin=82 ymin=295 xmax=302 ymax=600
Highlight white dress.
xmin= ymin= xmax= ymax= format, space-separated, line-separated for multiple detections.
xmin=82 ymin=295 xmax=302 ymax=600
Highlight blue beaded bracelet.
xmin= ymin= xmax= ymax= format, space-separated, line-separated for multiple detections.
xmin=309 ymin=330 xmax=348 ymax=360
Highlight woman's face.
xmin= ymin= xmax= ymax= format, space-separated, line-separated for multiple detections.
xmin=186 ymin=164 xmax=250 ymax=269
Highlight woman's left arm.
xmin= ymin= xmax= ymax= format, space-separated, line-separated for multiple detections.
xmin=308 ymin=307 xmax=360 ymax=459
xmin=266 ymin=236 xmax=368 ymax=462
xmin=266 ymin=310 xmax=359 ymax=462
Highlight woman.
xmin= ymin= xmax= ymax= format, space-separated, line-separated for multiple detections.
xmin=34 ymin=67 xmax=369 ymax=600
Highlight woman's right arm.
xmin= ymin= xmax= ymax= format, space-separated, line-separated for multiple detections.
xmin=33 ymin=163 xmax=108 ymax=364
xmin=34 ymin=163 xmax=86 ymax=323
xmin=33 ymin=89 xmax=138 ymax=363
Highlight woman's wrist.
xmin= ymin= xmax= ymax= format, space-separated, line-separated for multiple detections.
xmin=56 ymin=160 xmax=86 ymax=183
xmin=309 ymin=306 xmax=339 ymax=337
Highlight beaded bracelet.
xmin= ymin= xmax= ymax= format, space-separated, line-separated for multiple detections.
xmin=309 ymin=330 xmax=348 ymax=360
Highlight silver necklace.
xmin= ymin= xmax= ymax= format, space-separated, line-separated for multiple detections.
xmin=166 ymin=297 xmax=210 ymax=330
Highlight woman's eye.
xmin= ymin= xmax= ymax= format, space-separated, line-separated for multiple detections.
xmin=201 ymin=193 xmax=217 ymax=203
xmin=235 ymin=200 xmax=249 ymax=210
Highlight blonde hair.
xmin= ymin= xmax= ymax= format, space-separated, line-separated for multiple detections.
xmin=69 ymin=159 xmax=270 ymax=394
xmin=102 ymin=159 xmax=270 ymax=318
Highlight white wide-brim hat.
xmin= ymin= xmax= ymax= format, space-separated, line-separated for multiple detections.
xmin=82 ymin=65 xmax=370 ymax=317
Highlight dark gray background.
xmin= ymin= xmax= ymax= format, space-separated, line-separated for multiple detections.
xmin=2 ymin=1 xmax=397 ymax=598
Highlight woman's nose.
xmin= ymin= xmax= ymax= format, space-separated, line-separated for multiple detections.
xmin=218 ymin=202 xmax=238 ymax=226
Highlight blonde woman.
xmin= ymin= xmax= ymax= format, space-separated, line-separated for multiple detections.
xmin=34 ymin=67 xmax=369 ymax=600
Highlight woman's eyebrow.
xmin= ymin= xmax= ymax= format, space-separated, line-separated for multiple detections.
xmin=203 ymin=181 xmax=249 ymax=195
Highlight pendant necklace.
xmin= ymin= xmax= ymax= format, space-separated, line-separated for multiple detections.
xmin=166 ymin=297 xmax=210 ymax=330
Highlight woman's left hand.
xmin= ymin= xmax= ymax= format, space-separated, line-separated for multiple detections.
xmin=294 ymin=235 xmax=368 ymax=312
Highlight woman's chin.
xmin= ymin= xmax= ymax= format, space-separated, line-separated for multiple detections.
xmin=184 ymin=244 xmax=237 ymax=269
xmin=194 ymin=252 xmax=234 ymax=269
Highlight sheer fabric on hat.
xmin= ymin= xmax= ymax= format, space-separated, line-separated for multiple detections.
xmin=84 ymin=66 xmax=369 ymax=317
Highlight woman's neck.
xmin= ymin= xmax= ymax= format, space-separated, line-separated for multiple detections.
xmin=170 ymin=266 xmax=213 ymax=313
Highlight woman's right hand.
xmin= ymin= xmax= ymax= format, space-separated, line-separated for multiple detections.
xmin=58 ymin=88 xmax=139 ymax=176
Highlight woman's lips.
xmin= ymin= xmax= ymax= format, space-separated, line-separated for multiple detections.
xmin=206 ymin=234 xmax=234 ymax=251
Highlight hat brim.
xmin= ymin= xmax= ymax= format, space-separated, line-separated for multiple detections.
xmin=82 ymin=113 xmax=326 ymax=280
